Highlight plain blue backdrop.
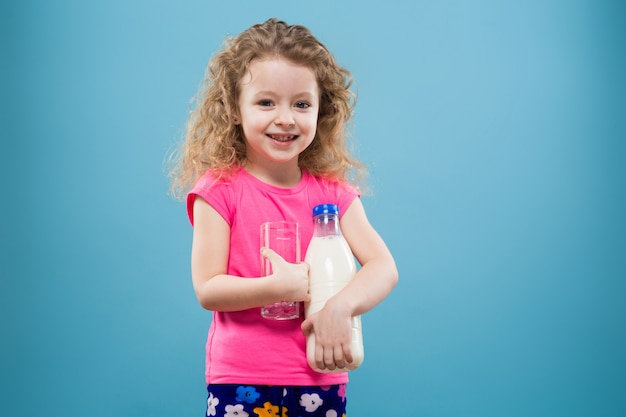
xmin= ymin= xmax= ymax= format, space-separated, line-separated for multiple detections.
xmin=2 ymin=1 xmax=625 ymax=416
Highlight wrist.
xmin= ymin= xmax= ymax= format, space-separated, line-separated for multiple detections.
xmin=325 ymin=294 xmax=355 ymax=317
xmin=263 ymin=273 xmax=284 ymax=304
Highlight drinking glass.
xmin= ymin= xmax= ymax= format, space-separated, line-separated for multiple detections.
xmin=260 ymin=221 xmax=301 ymax=320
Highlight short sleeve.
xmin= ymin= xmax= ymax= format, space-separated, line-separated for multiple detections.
xmin=186 ymin=172 xmax=233 ymax=226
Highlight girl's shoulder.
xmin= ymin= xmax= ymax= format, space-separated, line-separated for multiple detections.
xmin=186 ymin=168 xmax=245 ymax=226
xmin=187 ymin=168 xmax=240 ymax=205
xmin=191 ymin=167 xmax=243 ymax=190
xmin=306 ymin=171 xmax=359 ymax=195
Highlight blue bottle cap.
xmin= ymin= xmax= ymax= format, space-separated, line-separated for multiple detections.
xmin=312 ymin=203 xmax=339 ymax=216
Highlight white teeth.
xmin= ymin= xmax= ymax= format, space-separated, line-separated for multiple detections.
xmin=269 ymin=135 xmax=295 ymax=141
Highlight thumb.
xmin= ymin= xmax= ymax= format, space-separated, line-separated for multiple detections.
xmin=260 ymin=247 xmax=280 ymax=261
xmin=301 ymin=317 xmax=313 ymax=336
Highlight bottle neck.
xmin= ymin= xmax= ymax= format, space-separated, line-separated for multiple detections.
xmin=313 ymin=213 xmax=341 ymax=237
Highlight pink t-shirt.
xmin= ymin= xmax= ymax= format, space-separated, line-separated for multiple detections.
xmin=187 ymin=168 xmax=359 ymax=386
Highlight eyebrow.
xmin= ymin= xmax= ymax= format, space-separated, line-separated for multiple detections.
xmin=252 ymin=90 xmax=317 ymax=99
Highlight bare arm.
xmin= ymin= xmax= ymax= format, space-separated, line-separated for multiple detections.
xmin=329 ymin=198 xmax=398 ymax=316
xmin=191 ymin=196 xmax=310 ymax=311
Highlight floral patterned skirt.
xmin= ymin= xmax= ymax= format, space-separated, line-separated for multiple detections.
xmin=205 ymin=384 xmax=347 ymax=417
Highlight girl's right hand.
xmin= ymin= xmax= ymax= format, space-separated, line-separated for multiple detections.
xmin=261 ymin=247 xmax=310 ymax=303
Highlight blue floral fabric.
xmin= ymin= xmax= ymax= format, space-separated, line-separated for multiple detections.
xmin=206 ymin=384 xmax=347 ymax=417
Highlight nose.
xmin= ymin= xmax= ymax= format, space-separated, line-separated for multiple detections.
xmin=275 ymin=107 xmax=295 ymax=127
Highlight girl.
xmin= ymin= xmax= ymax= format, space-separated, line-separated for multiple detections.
xmin=170 ymin=18 xmax=398 ymax=416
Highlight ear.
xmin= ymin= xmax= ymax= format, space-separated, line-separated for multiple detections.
xmin=232 ymin=114 xmax=241 ymax=125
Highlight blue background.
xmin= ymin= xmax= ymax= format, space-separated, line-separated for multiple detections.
xmin=2 ymin=1 xmax=625 ymax=416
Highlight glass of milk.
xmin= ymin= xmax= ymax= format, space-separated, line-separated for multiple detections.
xmin=260 ymin=221 xmax=301 ymax=320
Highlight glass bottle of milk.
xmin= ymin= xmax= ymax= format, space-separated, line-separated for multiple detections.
xmin=304 ymin=203 xmax=364 ymax=372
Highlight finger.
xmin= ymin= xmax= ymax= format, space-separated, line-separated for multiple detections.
xmin=315 ymin=343 xmax=325 ymax=370
xmin=343 ymin=343 xmax=354 ymax=365
xmin=260 ymin=247 xmax=279 ymax=260
xmin=301 ymin=319 xmax=313 ymax=336
xmin=334 ymin=344 xmax=346 ymax=370
xmin=324 ymin=346 xmax=336 ymax=371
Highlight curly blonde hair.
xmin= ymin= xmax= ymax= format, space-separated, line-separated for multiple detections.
xmin=169 ymin=18 xmax=366 ymax=199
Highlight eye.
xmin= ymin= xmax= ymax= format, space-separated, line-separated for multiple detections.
xmin=258 ymin=99 xmax=273 ymax=107
xmin=295 ymin=101 xmax=311 ymax=109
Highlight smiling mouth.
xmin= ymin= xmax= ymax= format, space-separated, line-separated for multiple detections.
xmin=267 ymin=134 xmax=297 ymax=142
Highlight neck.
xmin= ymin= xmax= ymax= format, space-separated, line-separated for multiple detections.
xmin=244 ymin=160 xmax=302 ymax=188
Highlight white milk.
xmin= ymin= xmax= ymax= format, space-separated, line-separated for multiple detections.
xmin=304 ymin=234 xmax=364 ymax=372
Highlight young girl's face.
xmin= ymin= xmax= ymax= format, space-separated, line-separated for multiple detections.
xmin=237 ymin=57 xmax=319 ymax=172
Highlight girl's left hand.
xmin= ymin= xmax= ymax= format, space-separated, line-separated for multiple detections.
xmin=301 ymin=298 xmax=354 ymax=371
